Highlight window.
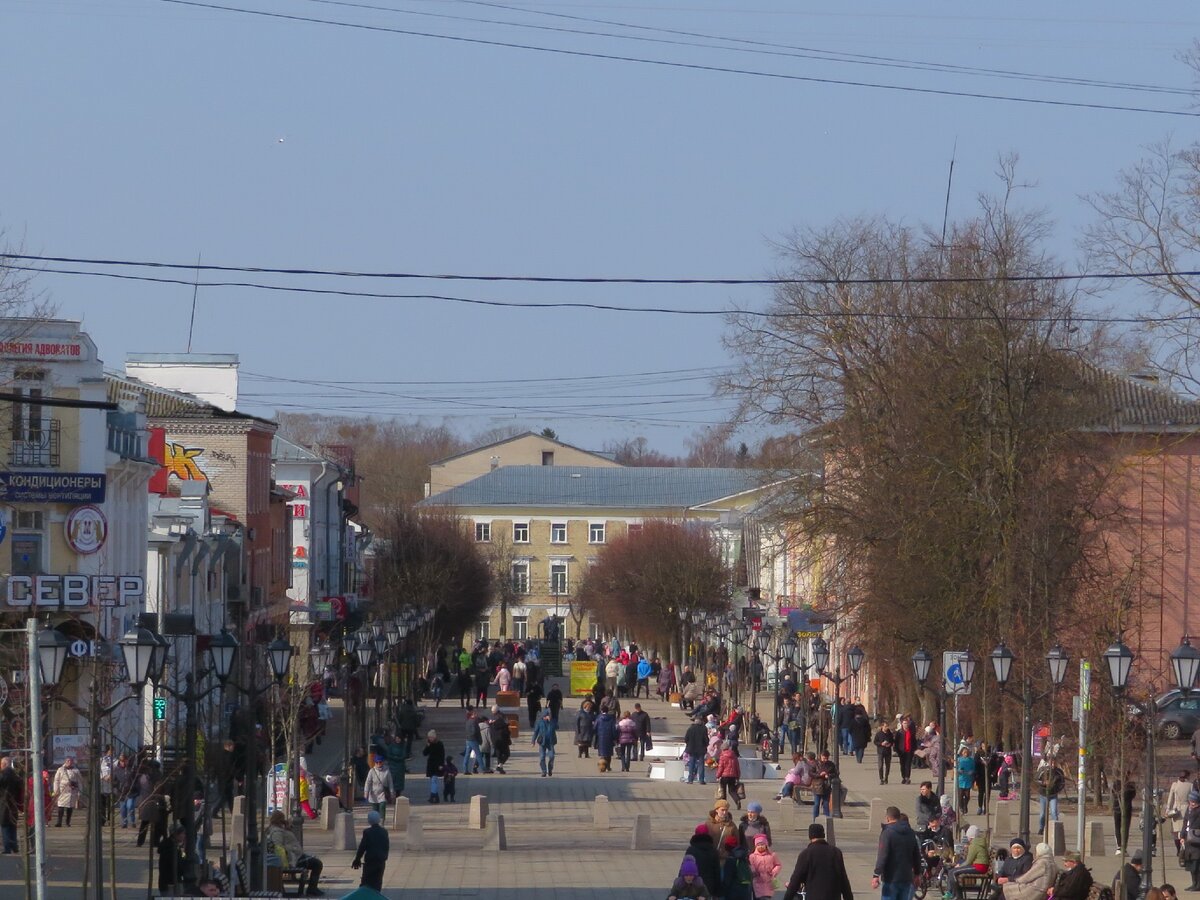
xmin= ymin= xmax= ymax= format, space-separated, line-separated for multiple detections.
xmin=476 ymin=619 xmax=491 ymax=641
xmin=589 ymin=622 xmax=603 ymax=641
xmin=511 ymin=562 xmax=530 ymax=595
xmin=542 ymin=451 xmax=554 ymax=466
xmin=513 ymin=522 xmax=529 ymax=543
xmin=11 ymin=370 xmax=44 ymax=443
xmin=589 ymin=522 xmax=605 ymax=544
xmin=15 ymin=511 xmax=44 ymax=530
xmin=550 ymin=562 xmax=568 ymax=595
xmin=474 ymin=522 xmax=491 ymax=543
xmin=551 ymin=521 xmax=567 ymax=544
xmin=512 ymin=615 xmax=528 ymax=639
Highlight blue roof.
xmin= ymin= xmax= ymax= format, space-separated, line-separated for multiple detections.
xmin=419 ymin=465 xmax=767 ymax=510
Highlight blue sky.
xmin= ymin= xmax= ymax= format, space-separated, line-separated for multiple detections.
xmin=4 ymin=1 xmax=1198 ymax=453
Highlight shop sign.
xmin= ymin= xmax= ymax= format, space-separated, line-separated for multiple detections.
xmin=0 ymin=340 xmax=85 ymax=360
xmin=0 ymin=472 xmax=106 ymax=504
xmin=65 ymin=505 xmax=108 ymax=554
xmin=6 ymin=574 xmax=144 ymax=608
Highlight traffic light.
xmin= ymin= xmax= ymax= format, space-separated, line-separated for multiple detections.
xmin=153 ymin=696 xmax=166 ymax=721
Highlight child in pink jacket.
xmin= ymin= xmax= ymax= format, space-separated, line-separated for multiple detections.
xmin=748 ymin=834 xmax=781 ymax=900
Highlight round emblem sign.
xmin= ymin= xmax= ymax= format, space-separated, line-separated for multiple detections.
xmin=65 ymin=505 xmax=108 ymax=555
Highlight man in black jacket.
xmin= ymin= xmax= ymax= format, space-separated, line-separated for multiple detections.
xmin=872 ymin=807 xmax=922 ymax=900
xmin=351 ymin=809 xmax=390 ymax=892
xmin=783 ymin=822 xmax=853 ymax=900
xmin=685 ymin=824 xmax=722 ymax=899
xmin=684 ymin=718 xmax=709 ymax=785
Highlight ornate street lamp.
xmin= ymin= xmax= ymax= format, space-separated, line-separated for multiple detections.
xmin=207 ymin=629 xmax=239 ymax=684
xmin=37 ymin=627 xmax=72 ymax=687
xmin=266 ymin=638 xmax=294 ymax=683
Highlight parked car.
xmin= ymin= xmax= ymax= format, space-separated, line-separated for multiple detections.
xmin=1155 ymin=690 xmax=1200 ymax=739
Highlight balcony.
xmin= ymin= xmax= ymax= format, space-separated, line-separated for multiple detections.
xmin=9 ymin=419 xmax=60 ymax=468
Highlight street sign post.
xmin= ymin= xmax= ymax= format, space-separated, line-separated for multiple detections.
xmin=943 ymin=650 xmax=972 ymax=695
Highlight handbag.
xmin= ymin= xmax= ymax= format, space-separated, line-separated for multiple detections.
xmin=735 ymin=782 xmax=747 ymax=801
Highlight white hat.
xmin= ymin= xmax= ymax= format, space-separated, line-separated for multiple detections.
xmin=966 ymin=825 xmax=980 ymax=839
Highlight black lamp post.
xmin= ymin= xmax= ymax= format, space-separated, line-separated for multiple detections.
xmin=912 ymin=647 xmax=977 ymax=798
xmin=731 ymin=620 xmax=749 ymax=707
xmin=765 ymin=630 xmax=797 ymax=762
xmin=988 ymin=641 xmax=1069 ymax=844
xmin=339 ymin=630 xmax=358 ymax=802
xmin=813 ymin=637 xmax=864 ymax=817
xmin=36 ymin=625 xmax=157 ymax=900
xmin=1105 ymin=636 xmax=1200 ymax=900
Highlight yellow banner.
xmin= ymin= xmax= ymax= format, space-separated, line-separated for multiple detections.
xmin=570 ymin=661 xmax=597 ymax=696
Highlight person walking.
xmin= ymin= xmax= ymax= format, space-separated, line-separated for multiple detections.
xmin=749 ymin=834 xmax=783 ymax=900
xmin=462 ymin=707 xmax=484 ymax=774
xmin=632 ymin=703 xmax=653 ymax=762
xmin=616 ymin=711 xmax=639 ymax=772
xmin=594 ymin=705 xmax=617 ymax=773
xmin=812 ymin=751 xmax=838 ymax=820
xmin=739 ymin=802 xmax=772 ymax=851
xmin=717 ymin=741 xmax=742 ymax=810
xmin=874 ymin=722 xmax=895 ymax=785
xmin=0 ymin=757 xmax=21 ymax=854
xmin=1166 ymin=772 xmax=1194 ymax=856
xmin=532 ymin=709 xmax=558 ymax=777
xmin=1113 ymin=772 xmax=1136 ymax=854
xmin=956 ymin=747 xmax=975 ymax=815
xmin=575 ymin=700 xmax=596 ymax=759
xmin=850 ymin=712 xmax=872 ymax=765
xmin=488 ymin=707 xmax=512 ymax=774
xmin=1036 ymin=757 xmax=1066 ymax=837
xmin=896 ymin=717 xmax=919 ymax=785
xmin=51 ymin=757 xmax=83 ymax=827
xmin=363 ymin=756 xmax=394 ymax=818
xmin=98 ymin=746 xmax=114 ymax=826
xmin=351 ymin=809 xmax=390 ymax=892
xmin=871 ymin=806 xmax=922 ymax=900
xmin=670 ymin=856 xmax=712 ymax=900
xmin=684 ymin=717 xmax=709 ymax=785
xmin=546 ymin=683 xmax=564 ymax=726
xmin=1180 ymin=791 xmax=1200 ymax=891
xmin=422 ymin=730 xmax=446 ymax=804
xmin=782 ymin=822 xmax=853 ymax=900
xmin=686 ymin=824 xmax=723 ymax=900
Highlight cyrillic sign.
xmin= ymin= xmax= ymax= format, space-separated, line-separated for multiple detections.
xmin=6 ymin=575 xmax=144 ymax=608
xmin=0 ymin=472 xmax=106 ymax=504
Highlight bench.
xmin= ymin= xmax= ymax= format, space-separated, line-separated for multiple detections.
xmin=265 ymin=865 xmax=306 ymax=895
xmin=955 ymin=869 xmax=993 ymax=900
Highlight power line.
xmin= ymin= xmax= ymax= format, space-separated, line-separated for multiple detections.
xmin=431 ymin=0 xmax=1192 ymax=97
xmin=9 ymin=259 xmax=1200 ymax=325
xmin=9 ymin=252 xmax=1200 ymax=288
xmin=150 ymin=0 xmax=1198 ymax=117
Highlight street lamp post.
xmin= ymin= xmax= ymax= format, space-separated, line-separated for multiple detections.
xmin=912 ymin=647 xmax=977 ymax=799
xmin=813 ymin=638 xmax=864 ymax=817
xmin=1104 ymin=636 xmax=1200 ymax=900
xmin=765 ymin=630 xmax=797 ymax=762
xmin=36 ymin=625 xmax=157 ymax=900
xmin=731 ymin=620 xmax=749 ymax=709
xmin=989 ymin=641 xmax=1070 ymax=845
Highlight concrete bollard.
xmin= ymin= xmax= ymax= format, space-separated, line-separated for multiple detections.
xmin=593 ymin=795 xmax=610 ymax=829
xmin=993 ymin=801 xmax=1012 ymax=838
xmin=392 ymin=796 xmax=411 ymax=832
xmin=483 ymin=813 xmax=507 ymax=851
xmin=332 ymin=812 xmax=356 ymax=851
xmin=868 ymin=798 xmax=887 ymax=833
xmin=232 ymin=795 xmax=246 ymax=816
xmin=819 ymin=815 xmax=837 ymax=847
xmin=1084 ymin=820 xmax=1106 ymax=858
xmin=230 ymin=812 xmax=245 ymax=850
xmin=405 ymin=815 xmax=425 ymax=850
xmin=1046 ymin=820 xmax=1066 ymax=855
xmin=319 ymin=795 xmax=340 ymax=830
xmin=469 ymin=795 xmax=489 ymax=829
xmin=631 ymin=814 xmax=653 ymax=850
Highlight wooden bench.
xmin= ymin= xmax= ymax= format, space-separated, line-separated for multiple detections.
xmin=955 ymin=869 xmax=993 ymax=900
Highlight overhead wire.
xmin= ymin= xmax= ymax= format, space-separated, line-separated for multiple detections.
xmin=149 ymin=0 xmax=1198 ymax=117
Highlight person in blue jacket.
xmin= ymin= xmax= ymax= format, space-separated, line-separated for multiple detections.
xmin=636 ymin=657 xmax=653 ymax=699
xmin=594 ymin=708 xmax=618 ymax=772
xmin=532 ymin=710 xmax=558 ymax=777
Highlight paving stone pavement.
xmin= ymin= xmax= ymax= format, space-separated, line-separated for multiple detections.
xmin=293 ymin=694 xmax=1149 ymax=899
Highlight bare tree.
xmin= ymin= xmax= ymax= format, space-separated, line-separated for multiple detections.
xmin=726 ymin=172 xmax=1138 ymax=727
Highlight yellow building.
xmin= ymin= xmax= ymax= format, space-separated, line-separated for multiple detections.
xmin=418 ymin=465 xmax=771 ymax=642
xmin=425 ymin=431 xmax=620 ymax=498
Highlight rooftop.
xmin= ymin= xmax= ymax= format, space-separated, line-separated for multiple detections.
xmin=417 ymin=465 xmax=767 ymax=510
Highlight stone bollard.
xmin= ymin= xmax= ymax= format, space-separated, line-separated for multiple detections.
xmin=320 ymin=796 xmax=340 ymax=830
xmin=230 ymin=812 xmax=245 ymax=850
xmin=1046 ymin=820 xmax=1066 ymax=855
xmin=232 ymin=795 xmax=246 ymax=816
xmin=469 ymin=795 xmax=489 ymax=830
xmin=993 ymin=801 xmax=1012 ymax=838
xmin=593 ymin=795 xmax=610 ymax=829
xmin=868 ymin=798 xmax=887 ymax=832
xmin=392 ymin=796 xmax=411 ymax=832
xmin=1084 ymin=820 xmax=1106 ymax=858
xmin=332 ymin=812 xmax=355 ymax=851
xmin=405 ymin=816 xmax=425 ymax=850
xmin=631 ymin=814 xmax=653 ymax=850
xmin=483 ymin=813 xmax=507 ymax=851
xmin=819 ymin=815 xmax=837 ymax=847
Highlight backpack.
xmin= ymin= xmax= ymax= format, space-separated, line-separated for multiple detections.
xmin=736 ymin=856 xmax=752 ymax=885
